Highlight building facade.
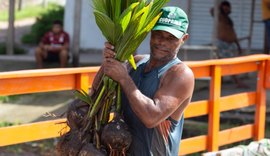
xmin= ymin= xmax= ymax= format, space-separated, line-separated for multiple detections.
xmin=64 ymin=0 xmax=264 ymax=54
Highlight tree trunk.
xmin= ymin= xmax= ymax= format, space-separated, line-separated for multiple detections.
xmin=72 ymin=0 xmax=82 ymax=67
xmin=42 ymin=0 xmax=47 ymax=8
xmin=7 ymin=0 xmax=15 ymax=55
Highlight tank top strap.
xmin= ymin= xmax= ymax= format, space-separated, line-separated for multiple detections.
xmin=158 ymin=58 xmax=181 ymax=78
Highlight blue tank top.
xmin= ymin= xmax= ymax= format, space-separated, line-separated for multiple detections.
xmin=122 ymin=55 xmax=184 ymax=156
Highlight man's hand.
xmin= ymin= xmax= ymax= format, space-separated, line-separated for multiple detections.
xmin=103 ymin=58 xmax=129 ymax=84
xmin=44 ymin=45 xmax=56 ymax=51
xmin=102 ymin=42 xmax=129 ymax=84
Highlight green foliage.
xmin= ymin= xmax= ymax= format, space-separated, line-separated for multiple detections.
xmin=0 ymin=121 xmax=20 ymax=127
xmin=21 ymin=4 xmax=64 ymax=44
xmin=89 ymin=0 xmax=170 ymax=118
xmin=92 ymin=0 xmax=169 ymax=63
xmin=0 ymin=95 xmax=20 ymax=103
xmin=0 ymin=96 xmax=9 ymax=103
xmin=0 ymin=43 xmax=26 ymax=55
xmin=74 ymin=90 xmax=93 ymax=106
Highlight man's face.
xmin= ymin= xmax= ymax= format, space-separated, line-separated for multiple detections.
xmin=150 ymin=30 xmax=183 ymax=62
xmin=221 ymin=5 xmax=231 ymax=15
xmin=52 ymin=24 xmax=62 ymax=34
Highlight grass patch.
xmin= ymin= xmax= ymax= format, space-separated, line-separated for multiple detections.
xmin=0 ymin=121 xmax=19 ymax=127
xmin=0 ymin=96 xmax=9 ymax=103
xmin=0 ymin=43 xmax=26 ymax=55
xmin=0 ymin=95 xmax=20 ymax=103
xmin=0 ymin=5 xmax=48 ymax=21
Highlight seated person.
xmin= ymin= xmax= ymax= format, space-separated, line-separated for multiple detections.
xmin=35 ymin=20 xmax=70 ymax=68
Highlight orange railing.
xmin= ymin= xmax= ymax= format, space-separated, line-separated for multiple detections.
xmin=0 ymin=54 xmax=270 ymax=155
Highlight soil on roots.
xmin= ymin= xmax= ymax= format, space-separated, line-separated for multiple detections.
xmin=56 ymin=131 xmax=83 ymax=156
xmin=101 ymin=117 xmax=132 ymax=155
xmin=78 ymin=144 xmax=106 ymax=156
xmin=66 ymin=99 xmax=89 ymax=130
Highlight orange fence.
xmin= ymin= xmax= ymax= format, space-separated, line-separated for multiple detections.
xmin=0 ymin=54 xmax=270 ymax=155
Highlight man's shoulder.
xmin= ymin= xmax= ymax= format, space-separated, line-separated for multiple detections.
xmin=165 ymin=62 xmax=194 ymax=81
xmin=160 ymin=62 xmax=194 ymax=96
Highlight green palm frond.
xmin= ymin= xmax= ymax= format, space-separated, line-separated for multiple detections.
xmin=74 ymin=90 xmax=93 ymax=106
xmin=92 ymin=0 xmax=107 ymax=14
xmin=128 ymin=55 xmax=137 ymax=70
xmin=91 ymin=0 xmax=170 ymax=115
xmin=119 ymin=2 xmax=139 ymax=32
xmin=93 ymin=0 xmax=169 ymax=62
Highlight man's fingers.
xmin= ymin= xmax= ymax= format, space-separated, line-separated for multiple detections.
xmin=103 ymin=42 xmax=116 ymax=59
xmin=103 ymin=49 xmax=115 ymax=58
xmin=104 ymin=42 xmax=114 ymax=50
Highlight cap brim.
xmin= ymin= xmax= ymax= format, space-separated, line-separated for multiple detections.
xmin=152 ymin=25 xmax=184 ymax=39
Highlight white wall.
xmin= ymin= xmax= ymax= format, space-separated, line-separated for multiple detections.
xmin=187 ymin=0 xmax=264 ymax=50
xmin=64 ymin=0 xmax=264 ymax=54
xmin=64 ymin=0 xmax=105 ymax=50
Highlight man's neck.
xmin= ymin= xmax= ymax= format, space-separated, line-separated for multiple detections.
xmin=53 ymin=31 xmax=62 ymax=35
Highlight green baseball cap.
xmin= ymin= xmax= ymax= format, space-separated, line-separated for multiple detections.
xmin=153 ymin=6 xmax=189 ymax=39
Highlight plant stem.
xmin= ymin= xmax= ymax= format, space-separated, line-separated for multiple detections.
xmin=116 ymin=84 xmax=121 ymax=113
xmin=88 ymin=85 xmax=106 ymax=118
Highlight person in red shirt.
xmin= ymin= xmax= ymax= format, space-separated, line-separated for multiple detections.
xmin=35 ymin=20 xmax=70 ymax=68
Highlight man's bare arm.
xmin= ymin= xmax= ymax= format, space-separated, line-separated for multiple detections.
xmin=104 ymin=60 xmax=194 ymax=128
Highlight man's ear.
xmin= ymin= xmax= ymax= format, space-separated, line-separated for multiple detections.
xmin=182 ymin=34 xmax=189 ymax=41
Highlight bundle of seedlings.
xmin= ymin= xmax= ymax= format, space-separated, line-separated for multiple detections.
xmin=57 ymin=0 xmax=169 ymax=155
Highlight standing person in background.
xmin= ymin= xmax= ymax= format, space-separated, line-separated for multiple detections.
xmin=262 ymin=0 xmax=270 ymax=53
xmin=211 ymin=1 xmax=248 ymax=88
xmin=214 ymin=1 xmax=242 ymax=58
xmin=35 ymin=20 xmax=70 ymax=68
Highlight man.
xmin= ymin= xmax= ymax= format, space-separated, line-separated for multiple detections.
xmin=215 ymin=1 xmax=242 ymax=58
xmin=95 ymin=7 xmax=194 ymax=155
xmin=211 ymin=1 xmax=248 ymax=88
xmin=262 ymin=0 xmax=270 ymax=53
xmin=35 ymin=20 xmax=69 ymax=68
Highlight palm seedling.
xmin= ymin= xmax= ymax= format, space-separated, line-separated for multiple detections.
xmin=57 ymin=0 xmax=169 ymax=155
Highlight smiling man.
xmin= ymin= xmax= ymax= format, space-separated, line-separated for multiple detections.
xmin=97 ymin=7 xmax=194 ymax=156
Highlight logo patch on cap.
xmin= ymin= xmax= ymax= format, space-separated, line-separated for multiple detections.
xmin=158 ymin=18 xmax=182 ymax=26
xmin=153 ymin=6 xmax=189 ymax=39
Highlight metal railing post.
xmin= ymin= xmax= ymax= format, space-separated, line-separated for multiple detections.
xmin=208 ymin=65 xmax=221 ymax=151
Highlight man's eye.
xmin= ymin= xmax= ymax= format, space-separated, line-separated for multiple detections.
xmin=166 ymin=37 xmax=173 ymax=41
